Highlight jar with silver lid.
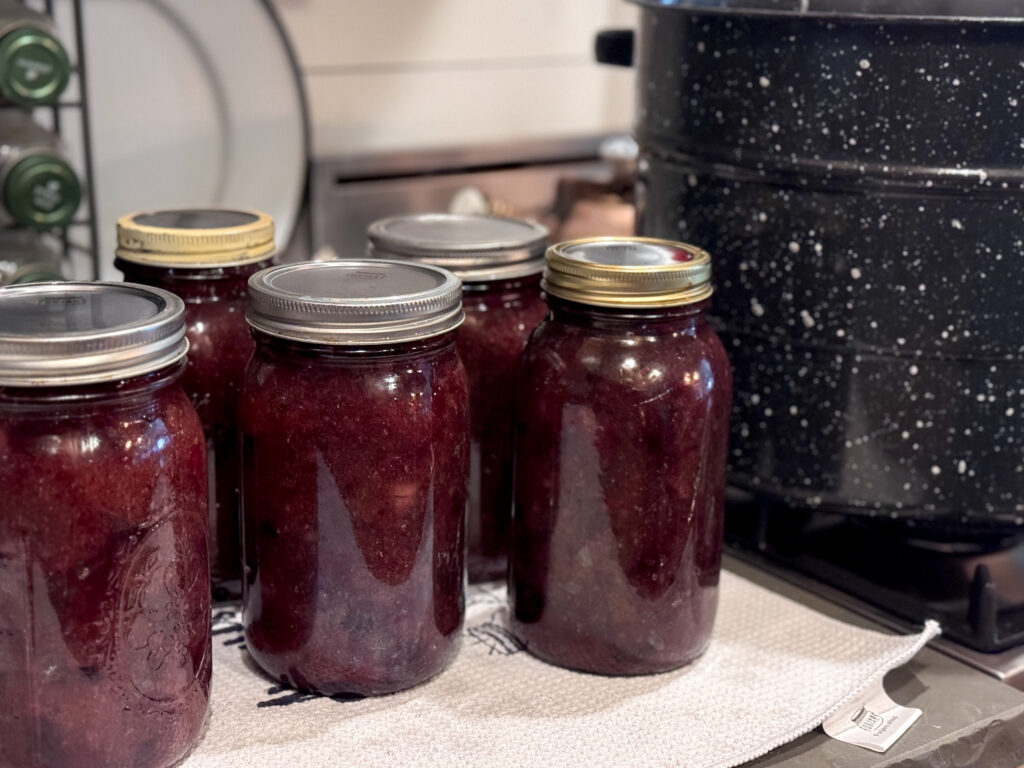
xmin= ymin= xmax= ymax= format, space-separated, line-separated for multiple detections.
xmin=0 ymin=282 xmax=211 ymax=768
xmin=368 ymin=213 xmax=547 ymax=582
xmin=240 ymin=259 xmax=469 ymax=695
xmin=510 ymin=237 xmax=732 ymax=676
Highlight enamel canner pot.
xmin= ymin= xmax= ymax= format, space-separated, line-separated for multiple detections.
xmin=600 ymin=0 xmax=1024 ymax=534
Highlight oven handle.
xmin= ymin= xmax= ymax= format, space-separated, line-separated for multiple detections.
xmin=594 ymin=29 xmax=635 ymax=67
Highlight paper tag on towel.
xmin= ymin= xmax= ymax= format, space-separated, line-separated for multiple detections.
xmin=822 ymin=678 xmax=922 ymax=753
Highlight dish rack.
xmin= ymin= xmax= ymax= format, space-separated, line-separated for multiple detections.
xmin=3 ymin=0 xmax=100 ymax=279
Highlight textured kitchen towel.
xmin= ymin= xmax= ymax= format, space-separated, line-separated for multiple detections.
xmin=180 ymin=572 xmax=939 ymax=768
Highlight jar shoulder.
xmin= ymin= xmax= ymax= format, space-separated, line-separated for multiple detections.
xmin=244 ymin=340 xmax=465 ymax=387
xmin=182 ymin=295 xmax=251 ymax=325
xmin=462 ymin=288 xmax=547 ymax=317
xmin=458 ymin=297 xmax=547 ymax=368
xmin=460 ymin=298 xmax=547 ymax=336
xmin=240 ymin=342 xmax=468 ymax=433
xmin=181 ymin=302 xmax=254 ymax=375
xmin=521 ymin=318 xmax=732 ymax=400
xmin=0 ymin=384 xmax=204 ymax=468
xmin=0 ymin=384 xmax=207 ymax=551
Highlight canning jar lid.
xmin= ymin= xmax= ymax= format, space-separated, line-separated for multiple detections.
xmin=543 ymin=236 xmax=713 ymax=308
xmin=367 ymin=213 xmax=548 ymax=282
xmin=116 ymin=208 xmax=276 ymax=269
xmin=247 ymin=259 xmax=464 ymax=345
xmin=0 ymin=282 xmax=188 ymax=386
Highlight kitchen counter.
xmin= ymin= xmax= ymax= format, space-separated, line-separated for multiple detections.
xmin=727 ymin=557 xmax=1024 ymax=768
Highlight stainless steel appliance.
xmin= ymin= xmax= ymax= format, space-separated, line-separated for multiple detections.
xmin=310 ymin=137 xmax=629 ymax=261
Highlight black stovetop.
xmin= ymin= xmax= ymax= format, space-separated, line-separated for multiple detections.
xmin=726 ymin=494 xmax=1024 ymax=654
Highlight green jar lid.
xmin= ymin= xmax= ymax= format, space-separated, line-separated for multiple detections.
xmin=0 ymin=26 xmax=71 ymax=106
xmin=9 ymin=265 xmax=64 ymax=284
xmin=4 ymin=154 xmax=81 ymax=229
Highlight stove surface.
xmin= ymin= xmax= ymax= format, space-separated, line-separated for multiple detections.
xmin=726 ymin=498 xmax=1024 ymax=689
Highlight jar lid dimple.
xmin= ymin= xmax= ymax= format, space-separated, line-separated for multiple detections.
xmin=543 ymin=236 xmax=714 ymax=308
xmin=246 ymin=259 xmax=464 ymax=345
xmin=116 ymin=208 xmax=276 ymax=269
xmin=0 ymin=282 xmax=188 ymax=386
xmin=367 ymin=213 xmax=548 ymax=282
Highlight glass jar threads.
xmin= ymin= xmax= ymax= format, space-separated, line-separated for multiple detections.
xmin=509 ymin=237 xmax=733 ymax=676
xmin=368 ymin=213 xmax=548 ymax=582
xmin=0 ymin=283 xmax=211 ymax=768
xmin=240 ymin=260 xmax=469 ymax=695
xmin=115 ymin=208 xmax=276 ymax=593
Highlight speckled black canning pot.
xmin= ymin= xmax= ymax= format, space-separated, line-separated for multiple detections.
xmin=625 ymin=0 xmax=1024 ymax=532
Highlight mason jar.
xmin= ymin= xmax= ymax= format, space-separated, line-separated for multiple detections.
xmin=240 ymin=260 xmax=469 ymax=695
xmin=0 ymin=282 xmax=211 ymax=768
xmin=368 ymin=213 xmax=548 ymax=582
xmin=509 ymin=237 xmax=733 ymax=675
xmin=115 ymin=208 xmax=276 ymax=594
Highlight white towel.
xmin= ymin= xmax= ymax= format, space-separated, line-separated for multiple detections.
xmin=181 ymin=570 xmax=939 ymax=768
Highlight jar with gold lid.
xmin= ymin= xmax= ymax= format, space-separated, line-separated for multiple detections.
xmin=509 ymin=236 xmax=732 ymax=675
xmin=115 ymin=208 xmax=275 ymax=594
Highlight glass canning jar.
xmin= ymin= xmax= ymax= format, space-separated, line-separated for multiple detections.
xmin=240 ymin=260 xmax=470 ymax=696
xmin=509 ymin=237 xmax=733 ymax=676
xmin=368 ymin=213 xmax=548 ymax=582
xmin=0 ymin=282 xmax=211 ymax=768
xmin=115 ymin=208 xmax=276 ymax=595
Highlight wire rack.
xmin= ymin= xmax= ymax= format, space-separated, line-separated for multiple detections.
xmin=4 ymin=0 xmax=101 ymax=279
xmin=48 ymin=0 xmax=99 ymax=278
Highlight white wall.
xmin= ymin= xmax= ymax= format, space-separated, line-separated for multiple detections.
xmin=270 ymin=0 xmax=638 ymax=156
